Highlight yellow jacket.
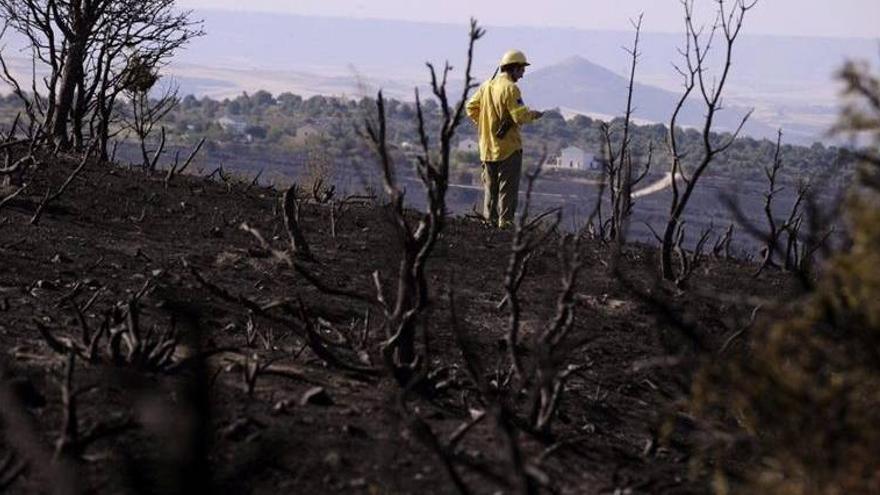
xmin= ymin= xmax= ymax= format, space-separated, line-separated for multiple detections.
xmin=466 ymin=73 xmax=538 ymax=162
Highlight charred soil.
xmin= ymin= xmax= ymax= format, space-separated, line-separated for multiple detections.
xmin=0 ymin=149 xmax=799 ymax=494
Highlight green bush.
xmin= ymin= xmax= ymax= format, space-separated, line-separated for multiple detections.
xmin=690 ymin=60 xmax=880 ymax=495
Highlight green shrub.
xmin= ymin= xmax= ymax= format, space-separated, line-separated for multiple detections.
xmin=690 ymin=60 xmax=880 ymax=495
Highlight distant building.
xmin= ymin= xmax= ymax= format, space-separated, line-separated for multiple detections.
xmin=293 ymin=124 xmax=325 ymax=145
xmin=216 ymin=115 xmax=249 ymax=134
xmin=550 ymin=146 xmax=600 ymax=171
xmin=456 ymin=138 xmax=478 ymax=153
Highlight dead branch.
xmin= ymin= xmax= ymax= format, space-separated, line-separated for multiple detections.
xmin=713 ymin=223 xmax=735 ymax=259
xmin=242 ymin=352 xmax=281 ymax=397
xmin=448 ymin=410 xmax=488 ymax=450
xmin=30 ymin=140 xmax=98 ymax=225
xmin=187 ymin=260 xmax=379 ymax=376
xmin=0 ymin=152 xmax=36 ymax=177
xmin=501 ymin=154 xmax=557 ymax=378
xmin=0 ymin=452 xmax=27 ymax=491
xmin=660 ymin=0 xmax=758 ymax=281
xmin=310 ymin=176 xmax=335 ymax=204
xmin=359 ymin=19 xmax=484 ymax=379
xmin=754 ymin=129 xmax=785 ymax=276
xmin=609 ymin=14 xmax=648 ymax=243
xmin=296 ymin=299 xmax=382 ymax=376
xmin=147 ymin=126 xmax=167 ymax=172
xmin=403 ymin=403 xmax=475 ymax=495
xmin=36 ymin=293 xmax=179 ymax=372
xmin=164 ymin=137 xmax=205 ymax=186
xmin=3 ymin=112 xmax=21 ymax=141
xmin=282 ymin=184 xmax=314 ymax=261
xmin=327 ymin=193 xmax=371 ymax=239
xmin=673 ymin=222 xmax=713 ymax=288
xmin=0 ymin=362 xmax=75 ymax=493
xmin=243 ymin=315 xmax=270 ymax=349
xmin=719 ymin=304 xmax=761 ymax=354
xmin=292 ymin=262 xmax=376 ymax=307
xmin=782 ymin=181 xmax=809 ymax=270
xmin=54 ymin=352 xmax=79 ymax=459
xmin=529 ymin=234 xmax=586 ymax=434
xmin=496 ymin=407 xmax=539 ymax=495
xmin=0 ymin=183 xmax=28 ymax=212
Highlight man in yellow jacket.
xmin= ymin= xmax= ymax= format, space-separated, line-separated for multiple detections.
xmin=466 ymin=49 xmax=543 ymax=229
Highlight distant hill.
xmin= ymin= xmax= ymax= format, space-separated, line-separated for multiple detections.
xmin=169 ymin=10 xmax=870 ymax=144
xmin=519 ymin=56 xmax=777 ymax=138
xmin=520 ymin=55 xmax=694 ymax=122
xmin=175 ymin=10 xmax=875 ymax=87
xmin=4 ymin=10 xmax=874 ymax=143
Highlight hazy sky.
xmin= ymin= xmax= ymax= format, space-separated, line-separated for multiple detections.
xmin=176 ymin=0 xmax=880 ymax=39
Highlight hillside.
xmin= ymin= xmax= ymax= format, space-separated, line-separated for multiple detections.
xmin=520 ymin=56 xmax=777 ymax=138
xmin=0 ymin=143 xmax=801 ymax=493
xmin=168 ymin=10 xmax=871 ymax=144
xmin=4 ymin=11 xmax=864 ymax=144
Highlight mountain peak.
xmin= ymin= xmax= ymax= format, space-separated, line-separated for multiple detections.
xmin=529 ymin=55 xmax=621 ymax=83
xmin=556 ymin=55 xmax=596 ymax=66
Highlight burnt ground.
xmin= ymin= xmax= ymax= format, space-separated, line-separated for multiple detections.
xmin=0 ymin=148 xmax=800 ymax=494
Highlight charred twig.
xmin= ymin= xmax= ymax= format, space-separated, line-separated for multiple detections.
xmin=449 ymin=288 xmax=489 ymax=396
xmin=713 ymin=223 xmax=735 ymax=259
xmin=37 ymin=294 xmax=180 ymax=372
xmin=328 ymin=193 xmax=371 ymax=239
xmin=529 ymin=234 xmax=586 ymax=435
xmin=31 ymin=140 xmax=98 ymax=225
xmin=754 ymin=130 xmax=786 ymax=275
xmin=247 ymin=169 xmax=264 ymax=190
xmin=0 ymin=152 xmax=36 ymax=177
xmin=147 ymin=126 xmax=167 ymax=172
xmin=403 ymin=404 xmax=475 ymax=495
xmin=54 ymin=352 xmax=79 ymax=459
xmin=0 ymin=452 xmax=27 ymax=491
xmin=359 ymin=19 xmax=484 ymax=378
xmin=448 ymin=410 xmax=488 ymax=450
xmin=613 ymin=265 xmax=709 ymax=353
xmin=0 ymin=183 xmax=28 ymax=212
xmin=496 ymin=407 xmax=539 ymax=495
xmin=310 ymin=177 xmax=335 ymax=203
xmin=296 ymin=299 xmax=382 ymax=376
xmin=243 ymin=315 xmax=271 ymax=349
xmin=672 ymin=221 xmax=713 ymax=288
xmin=164 ymin=137 xmax=205 ymax=186
xmin=719 ymin=304 xmax=762 ymax=354
xmin=293 ymin=262 xmax=376 ymax=307
xmin=0 ymin=362 xmax=74 ymax=491
xmin=660 ymin=0 xmax=758 ymax=281
xmin=242 ymin=352 xmax=282 ymax=397
xmin=282 ymin=184 xmax=314 ymax=261
xmin=500 ymin=154 xmax=558 ymax=378
xmin=601 ymin=14 xmax=651 ymax=243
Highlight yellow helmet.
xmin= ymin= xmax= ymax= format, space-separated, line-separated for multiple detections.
xmin=499 ymin=50 xmax=530 ymax=68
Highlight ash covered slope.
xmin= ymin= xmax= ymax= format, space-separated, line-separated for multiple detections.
xmin=0 ymin=147 xmax=797 ymax=493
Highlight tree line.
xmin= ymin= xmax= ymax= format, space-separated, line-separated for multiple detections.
xmin=0 ymin=87 xmax=853 ymax=185
xmin=0 ymin=0 xmax=202 ymax=160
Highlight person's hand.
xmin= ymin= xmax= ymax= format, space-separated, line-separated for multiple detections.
xmin=531 ymin=110 xmax=544 ymax=119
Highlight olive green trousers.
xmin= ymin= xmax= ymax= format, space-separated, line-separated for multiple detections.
xmin=481 ymin=150 xmax=522 ymax=228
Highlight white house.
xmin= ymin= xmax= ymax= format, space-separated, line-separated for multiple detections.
xmin=456 ymin=138 xmax=478 ymax=153
xmin=216 ymin=116 xmax=249 ymax=134
xmin=295 ymin=124 xmax=323 ymax=140
xmin=552 ymin=146 xmax=600 ymax=171
xmin=293 ymin=124 xmax=325 ymax=145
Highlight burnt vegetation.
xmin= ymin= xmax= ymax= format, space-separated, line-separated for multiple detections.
xmin=0 ymin=1 xmax=876 ymax=494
